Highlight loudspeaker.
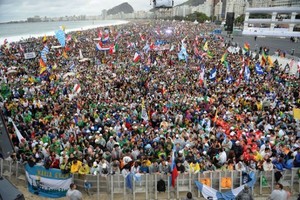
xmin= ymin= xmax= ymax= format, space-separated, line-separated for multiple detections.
xmin=0 ymin=111 xmax=14 ymax=159
xmin=0 ymin=176 xmax=25 ymax=200
xmin=225 ymin=12 xmax=235 ymax=32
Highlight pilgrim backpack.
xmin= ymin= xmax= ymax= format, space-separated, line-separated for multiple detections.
xmin=157 ymin=179 xmax=166 ymax=192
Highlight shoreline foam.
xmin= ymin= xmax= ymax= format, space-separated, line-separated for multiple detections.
xmin=0 ymin=20 xmax=129 ymax=43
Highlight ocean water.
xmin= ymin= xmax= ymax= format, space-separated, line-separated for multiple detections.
xmin=0 ymin=20 xmax=128 ymax=43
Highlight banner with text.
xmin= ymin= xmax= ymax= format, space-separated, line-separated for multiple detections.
xmin=24 ymin=52 xmax=36 ymax=59
xmin=25 ymin=164 xmax=72 ymax=198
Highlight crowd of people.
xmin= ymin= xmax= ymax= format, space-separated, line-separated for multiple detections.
xmin=0 ymin=20 xmax=300 ymax=180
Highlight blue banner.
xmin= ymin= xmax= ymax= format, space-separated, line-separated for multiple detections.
xmin=25 ymin=164 xmax=72 ymax=198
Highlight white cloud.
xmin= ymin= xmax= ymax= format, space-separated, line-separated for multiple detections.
xmin=0 ymin=0 xmax=187 ymax=22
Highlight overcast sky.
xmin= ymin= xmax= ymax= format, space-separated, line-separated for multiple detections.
xmin=0 ymin=0 xmax=187 ymax=23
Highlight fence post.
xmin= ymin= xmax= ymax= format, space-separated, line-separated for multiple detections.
xmin=0 ymin=159 xmax=2 ymax=177
xmin=97 ymin=173 xmax=100 ymax=200
xmin=110 ymin=175 xmax=113 ymax=200
xmin=189 ymin=171 xmax=192 ymax=192
xmin=146 ymin=174 xmax=148 ymax=200
xmin=167 ymin=174 xmax=170 ymax=200
xmin=15 ymin=161 xmax=19 ymax=179
xmin=155 ymin=173 xmax=157 ymax=200
xmin=197 ymin=173 xmax=200 ymax=198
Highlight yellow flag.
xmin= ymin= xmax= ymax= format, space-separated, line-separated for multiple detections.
xmin=43 ymin=35 xmax=47 ymax=42
xmin=294 ymin=108 xmax=300 ymax=120
xmin=62 ymin=50 xmax=68 ymax=59
xmin=203 ymin=41 xmax=208 ymax=51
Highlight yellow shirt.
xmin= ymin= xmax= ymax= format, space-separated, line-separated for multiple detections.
xmin=78 ymin=164 xmax=90 ymax=175
xmin=189 ymin=163 xmax=200 ymax=173
xmin=70 ymin=161 xmax=82 ymax=173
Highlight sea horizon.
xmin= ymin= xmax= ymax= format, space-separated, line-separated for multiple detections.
xmin=0 ymin=20 xmax=129 ymax=43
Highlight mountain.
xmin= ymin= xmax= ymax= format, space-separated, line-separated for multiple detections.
xmin=177 ymin=0 xmax=206 ymax=7
xmin=107 ymin=2 xmax=134 ymax=15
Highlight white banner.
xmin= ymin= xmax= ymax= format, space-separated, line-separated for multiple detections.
xmin=24 ymin=52 xmax=36 ymax=59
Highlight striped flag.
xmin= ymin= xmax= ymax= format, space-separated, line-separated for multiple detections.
xmin=209 ymin=67 xmax=217 ymax=81
xmin=96 ymin=42 xmax=110 ymax=51
xmin=244 ymin=66 xmax=250 ymax=82
xmin=221 ymin=52 xmax=228 ymax=63
xmin=225 ymin=75 xmax=234 ymax=84
xmin=199 ymin=65 xmax=205 ymax=85
xmin=55 ymin=29 xmax=66 ymax=47
xmin=171 ymin=149 xmax=178 ymax=187
xmin=8 ymin=117 xmax=26 ymax=143
xmin=243 ymin=42 xmax=250 ymax=52
xmin=73 ymin=84 xmax=81 ymax=94
xmin=39 ymin=58 xmax=47 ymax=74
xmin=261 ymin=49 xmax=267 ymax=66
xmin=41 ymin=45 xmax=49 ymax=63
xmin=133 ymin=52 xmax=141 ymax=63
xmin=255 ymin=63 xmax=264 ymax=75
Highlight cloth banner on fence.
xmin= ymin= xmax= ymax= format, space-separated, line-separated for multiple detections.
xmin=195 ymin=171 xmax=256 ymax=200
xmin=25 ymin=164 xmax=72 ymax=198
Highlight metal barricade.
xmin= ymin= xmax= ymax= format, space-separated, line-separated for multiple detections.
xmin=292 ymin=168 xmax=300 ymax=193
xmin=259 ymin=170 xmax=274 ymax=195
xmin=133 ymin=174 xmax=148 ymax=200
xmin=1 ymin=158 xmax=14 ymax=179
xmin=176 ymin=172 xmax=192 ymax=199
xmin=109 ymin=174 xmax=126 ymax=200
xmin=73 ymin=173 xmax=101 ymax=200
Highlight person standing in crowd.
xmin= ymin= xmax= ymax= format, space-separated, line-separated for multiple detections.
xmin=269 ymin=183 xmax=288 ymax=200
xmin=236 ymin=185 xmax=254 ymax=200
xmin=181 ymin=192 xmax=194 ymax=200
xmin=66 ymin=183 xmax=82 ymax=200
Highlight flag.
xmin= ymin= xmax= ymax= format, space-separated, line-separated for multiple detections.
xmin=243 ymin=42 xmax=250 ymax=52
xmin=289 ymin=59 xmax=295 ymax=68
xmin=195 ymin=171 xmax=256 ymax=200
xmin=139 ymin=33 xmax=146 ymax=41
xmin=79 ymin=49 xmax=83 ymax=59
xmin=244 ymin=66 xmax=250 ymax=82
xmin=42 ymin=35 xmax=47 ymax=43
xmin=199 ymin=66 xmax=205 ymax=85
xmin=41 ymin=45 xmax=49 ymax=63
xmin=62 ymin=50 xmax=68 ymax=59
xmin=225 ymin=75 xmax=234 ymax=84
xmin=66 ymin=35 xmax=71 ymax=42
xmin=102 ymin=34 xmax=109 ymax=43
xmin=125 ymin=173 xmax=133 ymax=190
xmin=133 ymin=52 xmax=141 ymax=63
xmin=55 ymin=29 xmax=66 ymax=47
xmin=209 ymin=67 xmax=217 ymax=81
xmin=203 ymin=41 xmax=208 ymax=51
xmin=267 ymin=56 xmax=273 ymax=67
xmin=8 ymin=118 xmax=25 ymax=143
xmin=207 ymin=51 xmax=213 ymax=59
xmin=261 ymin=49 xmax=267 ymax=66
xmin=143 ymin=43 xmax=150 ymax=53
xmin=221 ymin=52 xmax=228 ymax=63
xmin=96 ymin=42 xmax=110 ymax=51
xmin=178 ymin=44 xmax=188 ymax=62
xmin=109 ymin=44 xmax=117 ymax=54
xmin=171 ymin=150 xmax=178 ymax=187
xmin=224 ymin=61 xmax=231 ymax=74
xmin=39 ymin=58 xmax=47 ymax=74
xmin=141 ymin=99 xmax=149 ymax=122
xmin=19 ymin=44 xmax=24 ymax=53
xmin=73 ymin=84 xmax=81 ymax=94
xmin=255 ymin=63 xmax=264 ymax=75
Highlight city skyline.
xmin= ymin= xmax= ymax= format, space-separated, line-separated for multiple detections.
xmin=0 ymin=0 xmax=187 ymax=23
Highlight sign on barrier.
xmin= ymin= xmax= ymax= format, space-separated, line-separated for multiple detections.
xmin=25 ymin=164 xmax=72 ymax=198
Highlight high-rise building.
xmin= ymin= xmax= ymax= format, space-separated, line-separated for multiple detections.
xmin=271 ymin=0 xmax=300 ymax=7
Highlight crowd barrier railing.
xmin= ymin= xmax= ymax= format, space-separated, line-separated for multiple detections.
xmin=1 ymin=158 xmax=300 ymax=199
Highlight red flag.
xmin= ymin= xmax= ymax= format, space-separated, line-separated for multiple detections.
xmin=171 ymin=163 xmax=178 ymax=187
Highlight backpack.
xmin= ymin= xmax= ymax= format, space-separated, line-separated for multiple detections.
xmin=157 ymin=179 xmax=166 ymax=192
